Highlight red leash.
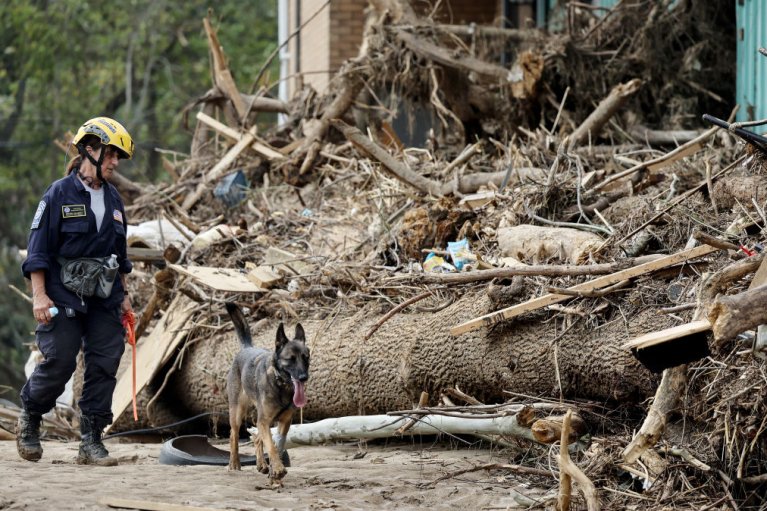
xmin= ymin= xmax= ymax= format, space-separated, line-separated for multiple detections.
xmin=122 ymin=311 xmax=138 ymax=422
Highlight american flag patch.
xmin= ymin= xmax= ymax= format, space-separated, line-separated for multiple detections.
xmin=113 ymin=209 xmax=123 ymax=223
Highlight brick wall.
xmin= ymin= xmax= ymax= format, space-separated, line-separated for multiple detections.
xmin=329 ymin=0 xmax=367 ymax=72
xmin=287 ymin=0 xmax=504 ymax=98
xmin=412 ymin=0 xmax=500 ymax=24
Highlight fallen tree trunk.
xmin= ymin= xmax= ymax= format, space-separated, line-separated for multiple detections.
xmin=158 ymin=289 xmax=666 ymax=426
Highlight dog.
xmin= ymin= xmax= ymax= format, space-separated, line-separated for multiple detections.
xmin=225 ymin=302 xmax=310 ymax=484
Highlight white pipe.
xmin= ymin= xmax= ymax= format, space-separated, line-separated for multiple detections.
xmin=277 ymin=0 xmax=290 ymax=124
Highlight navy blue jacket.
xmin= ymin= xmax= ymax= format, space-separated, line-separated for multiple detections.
xmin=22 ymin=171 xmax=132 ymax=312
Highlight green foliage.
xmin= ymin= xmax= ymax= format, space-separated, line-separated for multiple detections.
xmin=0 ymin=0 xmax=279 ymax=401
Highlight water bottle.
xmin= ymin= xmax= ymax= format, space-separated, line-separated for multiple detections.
xmin=49 ymin=306 xmax=59 ymax=317
xmin=96 ymin=254 xmax=120 ymax=299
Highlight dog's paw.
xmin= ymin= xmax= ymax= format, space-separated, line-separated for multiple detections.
xmin=227 ymin=461 xmax=242 ymax=471
xmin=270 ymin=462 xmax=287 ymax=480
xmin=256 ymin=461 xmax=269 ymax=474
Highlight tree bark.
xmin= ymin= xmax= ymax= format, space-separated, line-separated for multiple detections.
xmin=156 ymin=289 xmax=665 ymax=427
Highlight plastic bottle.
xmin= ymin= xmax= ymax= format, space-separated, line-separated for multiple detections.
xmin=49 ymin=306 xmax=59 ymax=317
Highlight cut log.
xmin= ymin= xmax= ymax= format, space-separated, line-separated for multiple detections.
xmin=708 ymin=284 xmax=767 ymax=342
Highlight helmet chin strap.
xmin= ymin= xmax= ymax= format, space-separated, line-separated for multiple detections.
xmin=77 ymin=144 xmax=106 ymax=183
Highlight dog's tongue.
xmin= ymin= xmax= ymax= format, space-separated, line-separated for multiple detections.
xmin=292 ymin=378 xmax=306 ymax=408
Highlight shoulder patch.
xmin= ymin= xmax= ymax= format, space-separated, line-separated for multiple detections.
xmin=113 ymin=209 xmax=123 ymax=223
xmin=31 ymin=200 xmax=46 ymax=230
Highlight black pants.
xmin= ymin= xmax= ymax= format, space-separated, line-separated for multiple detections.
xmin=20 ymin=302 xmax=125 ymax=422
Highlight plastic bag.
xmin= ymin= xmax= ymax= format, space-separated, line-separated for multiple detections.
xmin=423 ymin=253 xmax=456 ymax=273
xmin=447 ymin=239 xmax=477 ymax=271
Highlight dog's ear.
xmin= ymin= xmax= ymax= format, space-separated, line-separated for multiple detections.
xmin=294 ymin=323 xmax=306 ymax=343
xmin=276 ymin=323 xmax=289 ymax=351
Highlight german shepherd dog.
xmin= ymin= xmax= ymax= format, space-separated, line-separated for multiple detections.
xmin=225 ymin=303 xmax=310 ymax=484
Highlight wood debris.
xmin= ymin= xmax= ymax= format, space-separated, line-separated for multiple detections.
xmin=75 ymin=3 xmax=767 ymax=509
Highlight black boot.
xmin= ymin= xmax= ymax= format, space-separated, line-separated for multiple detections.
xmin=77 ymin=415 xmax=117 ymax=466
xmin=16 ymin=410 xmax=43 ymax=462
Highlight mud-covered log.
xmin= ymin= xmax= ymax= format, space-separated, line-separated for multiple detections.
xmin=165 ymin=290 xmax=665 ymax=422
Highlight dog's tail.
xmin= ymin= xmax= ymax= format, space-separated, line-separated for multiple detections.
xmin=225 ymin=302 xmax=253 ymax=347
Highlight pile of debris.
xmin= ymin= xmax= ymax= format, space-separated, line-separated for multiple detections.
xmin=43 ymin=1 xmax=767 ymax=508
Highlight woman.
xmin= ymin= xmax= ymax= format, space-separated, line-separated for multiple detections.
xmin=18 ymin=117 xmax=135 ymax=466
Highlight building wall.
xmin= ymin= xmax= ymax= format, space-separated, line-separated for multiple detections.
xmin=329 ymin=0 xmax=367 ymax=72
xmin=736 ymin=0 xmax=767 ymax=123
xmin=285 ymin=0 xmax=508 ymax=98
xmin=291 ymin=0 xmax=332 ymax=95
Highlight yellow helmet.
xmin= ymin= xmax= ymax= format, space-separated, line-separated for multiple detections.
xmin=72 ymin=117 xmax=134 ymax=159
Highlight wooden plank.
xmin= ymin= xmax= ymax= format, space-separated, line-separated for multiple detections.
xmin=196 ymin=111 xmax=284 ymax=160
xmin=450 ymin=244 xmax=720 ymax=336
xmin=264 ymin=246 xmax=314 ymax=276
xmin=108 ymin=296 xmax=196 ymax=430
xmin=101 ymin=496 xmax=223 ymax=511
xmin=168 ymin=264 xmax=265 ymax=293
xmin=247 ymin=266 xmax=283 ymax=288
xmin=623 ymin=320 xmax=711 ymax=350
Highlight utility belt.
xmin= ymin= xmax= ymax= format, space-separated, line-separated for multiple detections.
xmin=58 ymin=255 xmax=119 ymax=301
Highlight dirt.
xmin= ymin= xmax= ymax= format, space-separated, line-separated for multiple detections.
xmin=0 ymin=437 xmax=548 ymax=511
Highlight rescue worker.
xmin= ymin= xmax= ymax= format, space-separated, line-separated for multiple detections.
xmin=17 ymin=117 xmax=135 ymax=466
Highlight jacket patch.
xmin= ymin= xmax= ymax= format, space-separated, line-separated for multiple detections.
xmin=62 ymin=204 xmax=87 ymax=218
xmin=113 ymin=209 xmax=123 ymax=223
xmin=31 ymin=200 xmax=47 ymax=229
